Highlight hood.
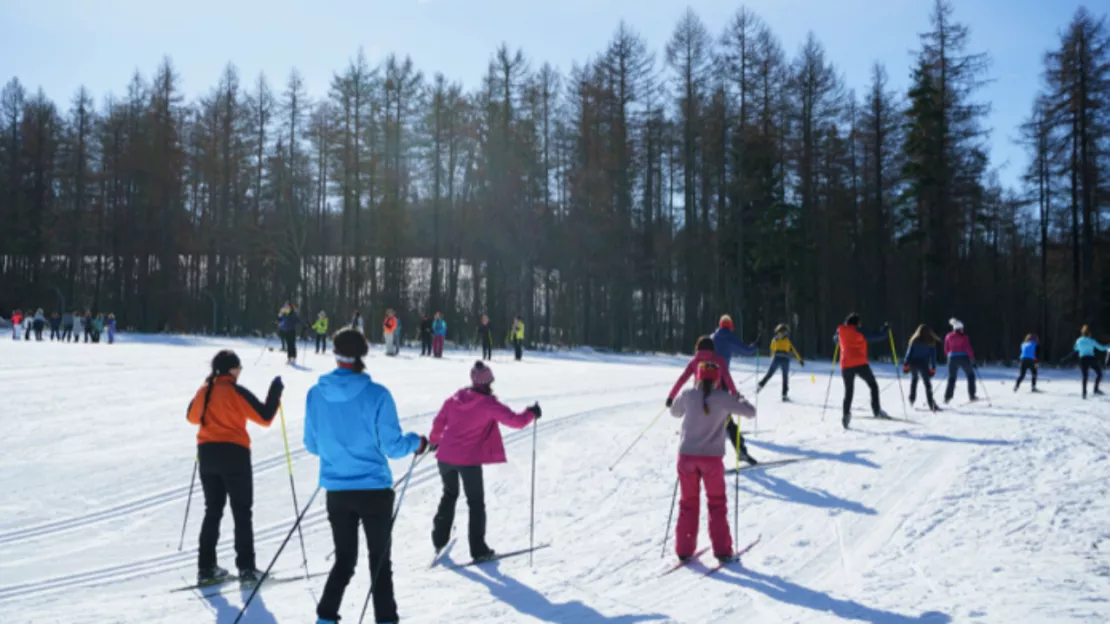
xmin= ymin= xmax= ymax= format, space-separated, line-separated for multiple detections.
xmin=447 ymin=388 xmax=492 ymax=412
xmin=315 ymin=368 xmax=374 ymax=402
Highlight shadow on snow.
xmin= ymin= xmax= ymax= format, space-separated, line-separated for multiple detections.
xmin=738 ymin=470 xmax=878 ymax=516
xmin=205 ymin=586 xmax=278 ymax=624
xmin=746 ymin=439 xmax=880 ymax=470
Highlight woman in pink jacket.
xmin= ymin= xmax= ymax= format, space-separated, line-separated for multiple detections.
xmin=428 ymin=361 xmax=540 ymax=561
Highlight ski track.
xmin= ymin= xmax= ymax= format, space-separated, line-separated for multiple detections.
xmin=1 ymin=337 xmax=1107 ymax=623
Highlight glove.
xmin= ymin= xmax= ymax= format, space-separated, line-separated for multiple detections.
xmin=929 ymin=369 xmax=936 ymax=378
xmin=800 ymin=360 xmax=805 ymax=367
xmin=665 ymin=398 xmax=674 ymax=408
xmin=415 ymin=435 xmax=433 ymax=455
xmin=270 ymin=376 xmax=285 ymax=394
xmin=902 ymin=364 xmax=910 ymax=374
xmin=527 ymin=403 xmax=542 ymax=419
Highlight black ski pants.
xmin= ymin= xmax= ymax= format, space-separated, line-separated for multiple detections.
xmin=49 ymin=325 xmax=60 ymax=340
xmin=907 ymin=361 xmax=936 ymax=408
xmin=944 ymin=355 xmax=977 ymax=401
xmin=84 ymin=325 xmax=93 ymax=343
xmin=481 ymin=340 xmax=492 ymax=361
xmin=1080 ymin=356 xmax=1103 ymax=396
xmin=281 ymin=330 xmax=297 ymax=359
xmin=197 ymin=442 xmax=255 ymax=571
xmin=315 ymin=333 xmax=327 ymax=354
xmin=318 ymin=489 xmax=398 ymax=624
xmin=1015 ymin=358 xmax=1037 ymax=390
xmin=421 ymin=333 xmax=433 ymax=356
xmin=724 ymin=416 xmax=749 ymax=458
xmin=33 ymin=321 xmax=44 ymax=341
xmin=432 ymin=462 xmax=491 ymax=558
xmin=842 ymin=364 xmax=881 ymax=417
xmin=760 ymin=356 xmax=791 ymax=397
xmin=61 ymin=326 xmax=73 ymax=341
xmin=513 ymin=338 xmax=523 ymax=361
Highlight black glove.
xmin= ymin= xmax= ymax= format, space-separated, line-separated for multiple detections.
xmin=527 ymin=403 xmax=542 ymax=419
xmin=665 ymin=397 xmax=674 ymax=408
xmin=800 ymin=360 xmax=806 ymax=368
xmin=270 ymin=376 xmax=284 ymax=395
xmin=416 ymin=435 xmax=432 ymax=455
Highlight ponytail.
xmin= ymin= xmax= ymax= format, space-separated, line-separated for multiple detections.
xmin=352 ymin=356 xmax=366 ymax=374
xmin=200 ymin=374 xmax=216 ymax=426
xmin=700 ymin=379 xmax=714 ymax=415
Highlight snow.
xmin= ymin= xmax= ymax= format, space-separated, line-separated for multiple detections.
xmin=1 ymin=335 xmax=1108 ymax=623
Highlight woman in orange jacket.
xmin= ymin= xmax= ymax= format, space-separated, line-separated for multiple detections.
xmin=186 ymin=349 xmax=284 ymax=586
xmin=835 ymin=313 xmax=890 ymax=429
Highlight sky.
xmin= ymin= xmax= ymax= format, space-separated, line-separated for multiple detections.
xmin=0 ymin=0 xmax=1099 ymax=190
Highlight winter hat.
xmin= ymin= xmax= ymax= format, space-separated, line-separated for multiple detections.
xmin=949 ymin=318 xmax=964 ymax=332
xmin=845 ymin=313 xmax=861 ymax=326
xmin=696 ymin=361 xmax=721 ymax=383
xmin=471 ymin=361 xmax=494 ymax=387
xmin=333 ymin=328 xmax=369 ymax=372
xmin=695 ymin=336 xmax=716 ymax=352
xmin=719 ymin=315 xmax=734 ymax=330
xmin=775 ymin=323 xmax=788 ymax=334
xmin=211 ymin=350 xmax=241 ymax=376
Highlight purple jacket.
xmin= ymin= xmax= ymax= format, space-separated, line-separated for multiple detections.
xmin=429 ymin=388 xmax=535 ymax=466
xmin=944 ymin=331 xmax=975 ymax=360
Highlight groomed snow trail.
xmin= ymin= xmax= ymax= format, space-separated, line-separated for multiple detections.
xmin=0 ymin=336 xmax=1107 ymax=623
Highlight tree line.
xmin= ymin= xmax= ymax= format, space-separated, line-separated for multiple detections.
xmin=1 ymin=1 xmax=1107 ymax=359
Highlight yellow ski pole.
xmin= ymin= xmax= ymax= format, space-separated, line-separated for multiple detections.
xmin=279 ymin=404 xmax=310 ymax=579
xmin=889 ymin=328 xmax=909 ymax=418
xmin=821 ymin=345 xmax=840 ymax=422
xmin=608 ymin=407 xmax=667 ymax=471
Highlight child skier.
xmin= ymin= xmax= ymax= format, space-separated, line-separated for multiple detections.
xmin=304 ymin=329 xmax=430 ymax=624
xmin=669 ymin=361 xmax=756 ymax=563
xmin=106 ymin=314 xmax=116 ymax=344
xmin=432 ymin=312 xmax=447 ymax=358
xmin=835 ymin=313 xmax=891 ymax=428
xmin=419 ymin=314 xmax=434 ymax=356
xmin=1072 ymin=325 xmax=1107 ymax=398
xmin=903 ymin=324 xmax=940 ymax=412
xmin=383 ymin=309 xmax=399 ymax=356
xmin=943 ymin=318 xmax=978 ymax=404
xmin=759 ymin=323 xmax=804 ymax=400
xmin=429 ymin=361 xmax=540 ymax=562
xmin=476 ymin=315 xmax=493 ymax=361
xmin=312 ymin=311 xmax=329 ymax=354
xmin=185 ymin=350 xmax=283 ymax=586
xmin=1014 ymin=334 xmax=1039 ymax=392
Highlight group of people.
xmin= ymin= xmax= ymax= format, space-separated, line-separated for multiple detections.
xmin=419 ymin=312 xmax=448 ymax=358
xmin=185 ymin=329 xmax=542 ymax=624
xmin=1015 ymin=325 xmax=1108 ymax=398
xmin=9 ymin=308 xmax=116 ymax=344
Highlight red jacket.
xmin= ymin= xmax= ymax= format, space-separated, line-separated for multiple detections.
xmin=837 ymin=324 xmax=887 ymax=369
xmin=668 ymin=351 xmax=738 ymax=400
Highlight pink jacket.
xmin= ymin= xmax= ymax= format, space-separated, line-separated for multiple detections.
xmin=429 ymin=388 xmax=535 ymax=466
xmin=668 ymin=351 xmax=738 ymax=401
xmin=944 ymin=331 xmax=976 ymax=360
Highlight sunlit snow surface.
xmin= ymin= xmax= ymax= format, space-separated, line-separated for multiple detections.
xmin=1 ymin=335 xmax=1107 ymax=623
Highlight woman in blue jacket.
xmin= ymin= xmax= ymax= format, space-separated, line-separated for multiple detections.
xmin=305 ymin=328 xmax=431 ymax=624
xmin=432 ymin=312 xmax=447 ymax=358
xmin=903 ymin=325 xmax=940 ymax=412
xmin=1072 ymin=325 xmax=1108 ymax=399
xmin=1014 ymin=334 xmax=1039 ymax=392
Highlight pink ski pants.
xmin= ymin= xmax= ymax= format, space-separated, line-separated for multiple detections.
xmin=675 ymin=454 xmax=733 ymax=558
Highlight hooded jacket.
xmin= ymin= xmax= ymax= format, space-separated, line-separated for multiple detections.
xmin=1074 ymin=336 xmax=1108 ymax=358
xmin=279 ymin=310 xmax=301 ymax=332
xmin=304 ymin=368 xmax=422 ymax=491
xmin=944 ymin=331 xmax=975 ymax=360
xmin=710 ymin=326 xmax=757 ymax=367
xmin=903 ymin=341 xmax=937 ymax=369
xmin=670 ymin=389 xmax=753 ymax=456
xmin=668 ymin=350 xmax=738 ymax=400
xmin=312 ymin=316 xmax=329 ymax=335
xmin=429 ymin=388 xmax=534 ymax=466
xmin=433 ymin=318 xmax=447 ymax=337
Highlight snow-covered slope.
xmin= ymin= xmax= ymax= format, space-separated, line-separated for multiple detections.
xmin=1 ymin=336 xmax=1107 ymax=623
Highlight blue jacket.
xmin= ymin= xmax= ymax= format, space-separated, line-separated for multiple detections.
xmin=304 ymin=368 xmax=422 ymax=491
xmin=903 ymin=342 xmax=936 ymax=369
xmin=279 ymin=311 xmax=301 ymax=332
xmin=1074 ymin=336 xmax=1108 ymax=358
xmin=1020 ymin=340 xmax=1037 ymax=360
xmin=433 ymin=318 xmax=447 ymax=337
xmin=711 ymin=327 xmax=757 ymax=368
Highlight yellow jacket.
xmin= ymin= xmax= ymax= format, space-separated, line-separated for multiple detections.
xmin=312 ymin=317 xmax=328 ymax=335
xmin=510 ymin=321 xmax=525 ymax=341
xmin=769 ymin=334 xmax=802 ymax=362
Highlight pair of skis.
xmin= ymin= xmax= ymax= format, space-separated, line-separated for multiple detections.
xmin=661 ymin=534 xmax=762 ymax=577
xmin=429 ymin=538 xmax=551 ymax=570
xmin=171 ymin=569 xmax=324 ymax=595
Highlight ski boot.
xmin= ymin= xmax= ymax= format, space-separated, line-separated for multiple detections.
xmin=737 ymin=446 xmax=758 ymax=466
xmin=1095 ymin=388 xmax=1105 ymax=396
xmin=842 ymin=412 xmax=852 ymax=430
xmin=874 ymin=410 xmax=892 ymax=420
xmin=238 ymin=568 xmax=265 ymax=588
xmin=197 ymin=565 xmax=230 ymax=586
xmin=756 ymin=381 xmax=765 ymax=394
xmin=715 ymin=553 xmax=737 ymax=565
xmin=472 ymin=549 xmax=497 ymax=563
xmin=781 ymin=394 xmax=790 ymax=402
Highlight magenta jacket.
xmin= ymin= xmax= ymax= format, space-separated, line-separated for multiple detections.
xmin=429 ymin=388 xmax=535 ymax=466
xmin=944 ymin=331 xmax=976 ymax=360
xmin=667 ymin=351 xmax=738 ymax=401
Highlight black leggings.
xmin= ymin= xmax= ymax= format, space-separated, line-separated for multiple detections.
xmin=842 ymin=364 xmax=881 ymax=416
xmin=1015 ymin=358 xmax=1037 ymax=389
xmin=908 ymin=361 xmax=936 ymax=408
xmin=433 ymin=463 xmax=490 ymax=558
xmin=315 ymin=333 xmax=327 ymax=353
xmin=282 ymin=330 xmax=297 ymax=359
xmin=1081 ymin=356 xmax=1103 ymax=395
xmin=760 ymin=357 xmax=791 ymax=396
xmin=318 ymin=489 xmax=397 ymax=624
xmin=197 ymin=443 xmax=254 ymax=571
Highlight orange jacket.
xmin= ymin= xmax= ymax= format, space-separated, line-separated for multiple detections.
xmin=383 ymin=316 xmax=397 ymax=334
xmin=186 ymin=376 xmax=278 ymax=449
xmin=836 ymin=324 xmax=887 ymax=369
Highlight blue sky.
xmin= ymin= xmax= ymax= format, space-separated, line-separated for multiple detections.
xmin=0 ymin=0 xmax=1097 ymax=189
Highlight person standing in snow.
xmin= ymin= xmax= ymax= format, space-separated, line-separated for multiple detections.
xmin=1070 ymin=325 xmax=1107 ymax=399
xmin=278 ymin=304 xmax=304 ymax=364
xmin=349 ymin=310 xmax=364 ymax=335
xmin=48 ymin=312 xmax=61 ymax=341
xmin=32 ymin=308 xmax=46 ymax=341
xmin=185 ymin=350 xmax=283 ymax=586
xmin=670 ymin=361 xmax=756 ymax=563
xmin=419 ymin=314 xmax=434 ymax=357
xmin=382 ymin=309 xmax=399 ymax=356
xmin=835 ymin=313 xmax=891 ymax=428
xmin=304 ymin=329 xmax=429 ymax=624
xmin=92 ymin=314 xmax=105 ymax=343
xmin=11 ymin=309 xmax=22 ymax=340
xmin=476 ymin=315 xmax=493 ymax=361
xmin=1014 ymin=334 xmax=1039 ymax=392
xmin=429 ymin=361 xmax=539 ymax=562
xmin=509 ymin=316 xmax=525 ymax=361
xmin=943 ymin=318 xmax=978 ymax=404
xmin=312 ymin=311 xmax=329 ymax=354
xmin=74 ymin=311 xmax=86 ymax=343
xmin=61 ymin=310 xmax=74 ymax=342
xmin=432 ymin=312 xmax=447 ymax=358
xmin=82 ymin=310 xmax=94 ymax=343
xmin=759 ymin=323 xmax=804 ymax=400
xmin=106 ymin=314 xmax=117 ymax=344
xmin=903 ymin=324 xmax=941 ymax=412
xmin=710 ymin=315 xmax=760 ymax=464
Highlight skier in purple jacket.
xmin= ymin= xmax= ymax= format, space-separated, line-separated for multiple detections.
xmin=428 ymin=361 xmax=540 ymax=561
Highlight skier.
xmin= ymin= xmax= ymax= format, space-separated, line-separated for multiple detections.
xmin=106 ymin=314 xmax=117 ymax=344
xmin=669 ymin=361 xmax=756 ymax=563
xmin=383 ymin=309 xmax=399 ymax=356
xmin=349 ymin=310 xmax=364 ymax=335
xmin=82 ymin=311 xmax=94 ymax=343
xmin=185 ymin=349 xmax=283 ymax=586
xmin=710 ymin=315 xmax=759 ymax=464
xmin=278 ymin=304 xmax=303 ymax=364
xmin=11 ymin=309 xmax=22 ymax=340
xmin=419 ymin=314 xmax=433 ymax=356
xmin=509 ymin=316 xmax=525 ymax=361
xmin=476 ymin=315 xmax=492 ymax=361
xmin=429 ymin=361 xmax=540 ymax=562
xmin=666 ymin=337 xmax=755 ymax=464
xmin=903 ymin=324 xmax=940 ymax=412
xmin=943 ymin=318 xmax=978 ymax=404
xmin=22 ymin=310 xmax=33 ymax=341
xmin=33 ymin=308 xmax=46 ymax=341
xmin=1014 ymin=334 xmax=1039 ymax=392
xmin=92 ymin=314 xmax=105 ymax=343
xmin=61 ymin=310 xmax=74 ymax=342
xmin=75 ymin=311 xmax=87 ymax=343
xmin=304 ymin=329 xmax=430 ymax=624
xmin=835 ymin=313 xmax=891 ymax=428
xmin=432 ymin=312 xmax=447 ymax=358
xmin=312 ymin=311 xmax=329 ymax=354
xmin=1071 ymin=325 xmax=1107 ymax=398
xmin=759 ymin=323 xmax=804 ymax=400
xmin=48 ymin=312 xmax=61 ymax=341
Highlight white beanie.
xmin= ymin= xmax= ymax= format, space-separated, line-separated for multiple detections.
xmin=949 ymin=318 xmax=964 ymax=331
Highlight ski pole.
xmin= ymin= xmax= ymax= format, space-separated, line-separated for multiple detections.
xmin=821 ymin=345 xmax=840 ymax=422
xmin=975 ymin=359 xmax=993 ymax=407
xmin=888 ymin=329 xmax=909 ymax=418
xmin=279 ymin=404 xmax=310 ymax=579
xmin=254 ymin=335 xmax=271 ymax=365
xmin=234 ymin=485 xmax=320 ymax=624
xmin=754 ymin=348 xmax=761 ymax=433
xmin=608 ymin=407 xmax=667 ymax=471
xmin=359 ymin=453 xmax=420 ymax=624
xmin=529 ymin=418 xmax=538 ymax=567
xmin=177 ymin=457 xmax=198 ymax=551
xmin=661 ymin=474 xmax=679 ymax=559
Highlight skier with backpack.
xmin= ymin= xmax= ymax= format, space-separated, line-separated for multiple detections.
xmin=669 ymin=361 xmax=756 ymax=563
xmin=304 ymin=329 xmax=430 ymax=624
xmin=903 ymin=324 xmax=941 ymax=412
xmin=943 ymin=318 xmax=978 ymax=404
xmin=759 ymin=323 xmax=804 ymax=400
xmin=429 ymin=361 xmax=540 ymax=563
xmin=835 ymin=313 xmax=892 ymax=428
xmin=1014 ymin=334 xmax=1039 ymax=392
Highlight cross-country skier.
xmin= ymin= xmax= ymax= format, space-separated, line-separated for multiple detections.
xmin=835 ymin=313 xmax=891 ymax=428
xmin=91 ymin=314 xmax=104 ymax=343
xmin=304 ymin=329 xmax=430 ymax=624
xmin=278 ymin=304 xmax=305 ymax=364
xmin=383 ymin=309 xmax=399 ymax=356
xmin=903 ymin=324 xmax=940 ymax=412
xmin=10 ymin=309 xmax=22 ymax=340
xmin=32 ymin=308 xmax=45 ymax=341
xmin=667 ymin=337 xmax=756 ymax=464
xmin=429 ymin=361 xmax=540 ymax=563
xmin=670 ymin=361 xmax=756 ymax=563
xmin=82 ymin=311 xmax=93 ymax=343
xmin=185 ymin=350 xmax=283 ymax=586
xmin=476 ymin=315 xmax=492 ymax=361
xmin=711 ymin=315 xmax=759 ymax=464
xmin=432 ymin=312 xmax=447 ymax=358
xmin=1014 ymin=334 xmax=1039 ymax=392
xmin=312 ymin=311 xmax=329 ymax=354
xmin=61 ymin=310 xmax=74 ymax=342
xmin=48 ymin=312 xmax=61 ymax=341
xmin=350 ymin=310 xmax=364 ymax=335
xmin=509 ymin=316 xmax=525 ymax=361
xmin=943 ymin=318 xmax=978 ymax=404
xmin=419 ymin=314 xmax=433 ymax=356
xmin=106 ymin=313 xmax=116 ymax=344
xmin=759 ymin=323 xmax=804 ymax=400
xmin=1071 ymin=325 xmax=1107 ymax=399
xmin=75 ymin=311 xmax=86 ymax=343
